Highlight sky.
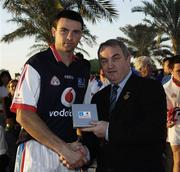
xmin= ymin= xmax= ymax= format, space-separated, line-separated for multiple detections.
xmin=0 ymin=0 xmax=151 ymax=77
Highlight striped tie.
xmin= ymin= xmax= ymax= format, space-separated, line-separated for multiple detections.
xmin=109 ymin=85 xmax=119 ymax=112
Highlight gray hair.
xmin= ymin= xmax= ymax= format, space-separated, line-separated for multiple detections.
xmin=134 ymin=56 xmax=153 ymax=70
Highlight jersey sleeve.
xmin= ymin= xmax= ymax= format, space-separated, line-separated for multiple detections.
xmin=10 ymin=64 xmax=40 ymax=113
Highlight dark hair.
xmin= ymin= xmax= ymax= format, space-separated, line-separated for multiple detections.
xmin=168 ymin=55 xmax=180 ymax=69
xmin=51 ymin=10 xmax=84 ymax=30
xmin=97 ymin=39 xmax=130 ymax=60
xmin=163 ymin=57 xmax=170 ymax=63
xmin=75 ymin=52 xmax=84 ymax=60
xmin=162 ymin=57 xmax=172 ymax=66
xmin=7 ymin=79 xmax=18 ymax=87
xmin=0 ymin=70 xmax=12 ymax=86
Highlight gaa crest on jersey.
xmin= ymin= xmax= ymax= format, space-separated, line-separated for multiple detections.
xmin=61 ymin=87 xmax=76 ymax=107
xmin=77 ymin=77 xmax=85 ymax=88
xmin=50 ymin=76 xmax=60 ymax=86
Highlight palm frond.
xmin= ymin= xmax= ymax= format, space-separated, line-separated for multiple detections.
xmin=1 ymin=0 xmax=119 ymax=54
xmin=132 ymin=0 xmax=180 ymax=54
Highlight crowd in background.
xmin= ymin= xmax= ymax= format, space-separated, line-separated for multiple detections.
xmin=0 ymin=70 xmax=20 ymax=172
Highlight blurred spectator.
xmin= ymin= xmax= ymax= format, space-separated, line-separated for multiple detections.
xmin=162 ymin=57 xmax=172 ymax=85
xmin=161 ymin=58 xmax=174 ymax=172
xmin=3 ymin=79 xmax=20 ymax=172
xmin=131 ymin=67 xmax=140 ymax=76
xmin=3 ymin=79 xmax=19 ymax=131
xmin=156 ymin=69 xmax=164 ymax=82
xmin=0 ymin=125 xmax=9 ymax=171
xmin=75 ymin=52 xmax=91 ymax=76
xmin=0 ymin=71 xmax=11 ymax=87
xmin=84 ymin=69 xmax=109 ymax=104
xmin=75 ymin=52 xmax=84 ymax=60
xmin=163 ymin=55 xmax=180 ymax=172
xmin=134 ymin=56 xmax=156 ymax=79
xmin=0 ymin=70 xmax=11 ymax=127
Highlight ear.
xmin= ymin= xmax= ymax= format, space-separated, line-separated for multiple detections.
xmin=127 ymin=55 xmax=131 ymax=63
xmin=51 ymin=27 xmax=56 ymax=37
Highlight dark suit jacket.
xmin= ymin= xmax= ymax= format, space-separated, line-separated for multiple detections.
xmin=91 ymin=74 xmax=167 ymax=172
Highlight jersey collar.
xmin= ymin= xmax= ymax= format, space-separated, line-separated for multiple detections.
xmin=172 ymin=77 xmax=180 ymax=87
xmin=50 ymin=44 xmax=76 ymax=62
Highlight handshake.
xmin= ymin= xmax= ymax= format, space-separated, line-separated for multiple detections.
xmin=58 ymin=136 xmax=89 ymax=170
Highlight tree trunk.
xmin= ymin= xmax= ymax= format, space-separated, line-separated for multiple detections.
xmin=171 ymin=37 xmax=180 ymax=55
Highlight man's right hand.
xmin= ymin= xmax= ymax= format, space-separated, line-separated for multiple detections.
xmin=59 ymin=142 xmax=88 ymax=169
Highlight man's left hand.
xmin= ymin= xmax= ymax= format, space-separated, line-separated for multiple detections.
xmin=81 ymin=121 xmax=109 ymax=138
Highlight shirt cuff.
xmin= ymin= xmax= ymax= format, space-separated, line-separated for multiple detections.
xmin=105 ymin=122 xmax=109 ymax=141
xmin=84 ymin=145 xmax=90 ymax=161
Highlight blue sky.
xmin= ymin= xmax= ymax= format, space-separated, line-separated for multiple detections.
xmin=0 ymin=0 xmax=150 ymax=77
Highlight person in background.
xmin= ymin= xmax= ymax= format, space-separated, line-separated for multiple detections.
xmin=162 ymin=57 xmax=173 ymax=172
xmin=134 ymin=56 xmax=155 ymax=79
xmin=3 ymin=79 xmax=19 ymax=132
xmin=0 ymin=125 xmax=9 ymax=172
xmin=0 ymin=70 xmax=11 ymax=127
xmin=75 ymin=52 xmax=85 ymax=61
xmin=131 ymin=66 xmax=140 ymax=76
xmin=3 ymin=79 xmax=20 ymax=172
xmin=156 ymin=69 xmax=164 ymax=82
xmin=0 ymin=70 xmax=11 ymax=88
xmin=84 ymin=69 xmax=109 ymax=104
xmin=82 ymin=39 xmax=167 ymax=172
xmin=162 ymin=57 xmax=172 ymax=85
xmin=10 ymin=10 xmax=97 ymax=172
xmin=75 ymin=52 xmax=91 ymax=76
xmin=163 ymin=55 xmax=180 ymax=172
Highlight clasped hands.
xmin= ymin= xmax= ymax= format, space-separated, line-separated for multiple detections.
xmin=59 ymin=121 xmax=108 ymax=170
xmin=59 ymin=141 xmax=88 ymax=170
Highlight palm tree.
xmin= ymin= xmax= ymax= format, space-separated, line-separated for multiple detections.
xmin=117 ymin=24 xmax=172 ymax=58
xmin=132 ymin=0 xmax=180 ymax=55
xmin=1 ymin=0 xmax=118 ymax=55
xmin=60 ymin=0 xmax=118 ymax=23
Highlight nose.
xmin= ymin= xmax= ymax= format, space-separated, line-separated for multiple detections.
xmin=107 ymin=59 xmax=113 ymax=68
xmin=67 ymin=31 xmax=73 ymax=40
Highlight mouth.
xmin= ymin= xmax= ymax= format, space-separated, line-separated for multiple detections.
xmin=108 ymin=71 xmax=116 ymax=74
xmin=65 ymin=42 xmax=74 ymax=45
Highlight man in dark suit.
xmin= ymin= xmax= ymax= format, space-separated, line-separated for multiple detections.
xmin=82 ymin=39 xmax=167 ymax=172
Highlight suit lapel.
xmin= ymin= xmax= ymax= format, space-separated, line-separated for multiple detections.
xmin=111 ymin=74 xmax=136 ymax=113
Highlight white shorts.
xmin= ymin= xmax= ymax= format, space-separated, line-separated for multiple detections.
xmin=14 ymin=140 xmax=80 ymax=172
xmin=168 ymin=125 xmax=180 ymax=145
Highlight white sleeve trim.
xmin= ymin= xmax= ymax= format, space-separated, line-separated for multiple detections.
xmin=12 ymin=64 xmax=40 ymax=109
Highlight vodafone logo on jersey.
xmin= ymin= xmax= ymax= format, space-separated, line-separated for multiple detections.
xmin=61 ymin=87 xmax=76 ymax=107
